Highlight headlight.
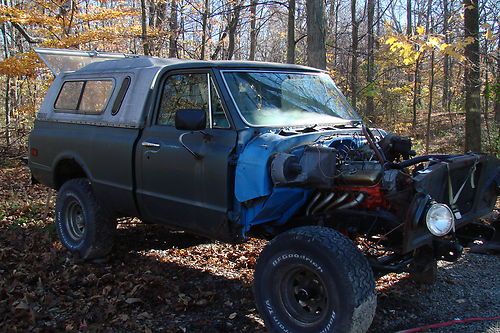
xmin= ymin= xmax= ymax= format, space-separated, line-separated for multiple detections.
xmin=426 ymin=203 xmax=454 ymax=236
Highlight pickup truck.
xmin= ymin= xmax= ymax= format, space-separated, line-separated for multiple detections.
xmin=29 ymin=48 xmax=499 ymax=333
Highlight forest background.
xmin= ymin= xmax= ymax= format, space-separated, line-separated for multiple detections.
xmin=0 ymin=2 xmax=499 ymax=331
xmin=0 ymin=0 xmax=499 ymax=158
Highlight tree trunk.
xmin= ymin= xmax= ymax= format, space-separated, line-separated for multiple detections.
xmin=406 ymin=0 xmax=413 ymax=84
xmin=249 ymin=0 xmax=257 ymax=61
xmin=425 ymin=49 xmax=435 ymax=153
xmin=481 ymin=9 xmax=491 ymax=148
xmin=156 ymin=1 xmax=167 ymax=27
xmin=412 ymin=56 xmax=422 ymax=131
xmin=366 ymin=0 xmax=375 ymax=117
xmin=495 ymin=36 xmax=500 ymax=126
xmin=169 ymin=0 xmax=178 ymax=58
xmin=333 ymin=0 xmax=340 ymax=67
xmin=376 ymin=0 xmax=381 ymax=39
xmin=227 ymin=3 xmax=241 ymax=60
xmin=200 ymin=0 xmax=209 ymax=60
xmin=350 ymin=0 xmax=359 ymax=108
xmin=425 ymin=0 xmax=432 ymax=34
xmin=1 ymin=21 xmax=10 ymax=148
xmin=3 ymin=76 xmax=10 ymax=148
xmin=483 ymin=47 xmax=491 ymax=148
xmin=306 ymin=0 xmax=326 ymax=70
xmin=211 ymin=13 xmax=238 ymax=60
xmin=286 ymin=0 xmax=295 ymax=64
xmin=140 ymin=0 xmax=150 ymax=55
xmin=442 ymin=0 xmax=450 ymax=110
xmin=406 ymin=0 xmax=412 ymax=35
xmin=464 ymin=0 xmax=481 ymax=152
xmin=148 ymin=0 xmax=156 ymax=28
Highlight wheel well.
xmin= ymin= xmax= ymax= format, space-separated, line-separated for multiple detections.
xmin=54 ymin=159 xmax=88 ymax=190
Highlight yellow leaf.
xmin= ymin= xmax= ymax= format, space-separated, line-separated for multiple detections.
xmin=403 ymin=57 xmax=413 ymax=65
xmin=416 ymin=26 xmax=425 ymax=35
xmin=439 ymin=43 xmax=450 ymax=51
xmin=428 ymin=36 xmax=441 ymax=47
xmin=485 ymin=29 xmax=494 ymax=41
xmin=447 ymin=49 xmax=464 ymax=61
xmin=385 ymin=36 xmax=398 ymax=45
xmin=402 ymin=42 xmax=413 ymax=52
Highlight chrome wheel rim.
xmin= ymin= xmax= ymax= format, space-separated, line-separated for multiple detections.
xmin=64 ymin=198 xmax=85 ymax=241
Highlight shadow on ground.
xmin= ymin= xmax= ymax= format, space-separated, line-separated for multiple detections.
xmin=1 ymin=219 xmax=498 ymax=332
xmin=370 ymin=250 xmax=500 ymax=333
xmin=0 ymin=223 xmax=265 ymax=332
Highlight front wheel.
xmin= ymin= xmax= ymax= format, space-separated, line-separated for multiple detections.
xmin=253 ymin=226 xmax=376 ymax=333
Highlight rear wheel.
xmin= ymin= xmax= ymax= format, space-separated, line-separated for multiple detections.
xmin=55 ymin=178 xmax=116 ymax=260
xmin=253 ymin=226 xmax=376 ymax=333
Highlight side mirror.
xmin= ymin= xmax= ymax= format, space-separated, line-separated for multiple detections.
xmin=175 ymin=109 xmax=206 ymax=131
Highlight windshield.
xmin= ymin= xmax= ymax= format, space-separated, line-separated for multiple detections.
xmin=222 ymin=71 xmax=360 ymax=127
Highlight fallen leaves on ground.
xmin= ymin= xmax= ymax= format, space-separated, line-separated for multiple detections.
xmin=1 ymin=160 xmax=498 ymax=332
xmin=0 ymin=160 xmax=266 ymax=332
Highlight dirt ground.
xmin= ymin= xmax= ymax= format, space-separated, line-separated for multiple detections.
xmin=1 ymin=161 xmax=499 ymax=332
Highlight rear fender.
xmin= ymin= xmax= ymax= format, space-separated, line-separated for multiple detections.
xmin=52 ymin=152 xmax=94 ymax=189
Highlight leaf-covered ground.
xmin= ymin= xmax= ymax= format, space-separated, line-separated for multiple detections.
xmin=1 ymin=160 xmax=499 ymax=332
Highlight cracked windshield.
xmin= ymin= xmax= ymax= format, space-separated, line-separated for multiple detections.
xmin=223 ymin=71 xmax=360 ymax=126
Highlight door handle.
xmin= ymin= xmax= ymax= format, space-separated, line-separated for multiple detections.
xmin=142 ymin=141 xmax=161 ymax=148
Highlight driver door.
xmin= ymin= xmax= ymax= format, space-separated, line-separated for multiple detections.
xmin=136 ymin=71 xmax=237 ymax=238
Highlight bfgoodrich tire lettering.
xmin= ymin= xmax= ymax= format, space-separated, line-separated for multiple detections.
xmin=254 ymin=226 xmax=376 ymax=333
xmin=55 ymin=178 xmax=116 ymax=260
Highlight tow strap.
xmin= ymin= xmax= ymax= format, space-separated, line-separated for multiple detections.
xmin=446 ymin=157 xmax=479 ymax=221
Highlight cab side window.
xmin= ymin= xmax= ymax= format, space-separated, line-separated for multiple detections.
xmin=157 ymin=73 xmax=230 ymax=128
xmin=210 ymin=79 xmax=230 ymax=128
xmin=158 ymin=74 xmax=208 ymax=126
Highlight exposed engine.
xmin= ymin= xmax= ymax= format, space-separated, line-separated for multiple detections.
xmin=255 ymin=123 xmax=497 ymax=261
xmin=378 ymin=133 xmax=416 ymax=161
xmin=270 ymin=145 xmax=337 ymax=189
xmin=269 ymin=127 xmax=413 ymax=218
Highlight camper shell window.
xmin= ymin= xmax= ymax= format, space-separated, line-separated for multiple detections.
xmin=111 ymin=76 xmax=131 ymax=115
xmin=54 ymin=79 xmax=114 ymax=114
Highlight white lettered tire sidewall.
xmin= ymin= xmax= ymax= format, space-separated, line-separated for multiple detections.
xmin=56 ymin=189 xmax=89 ymax=251
xmin=55 ymin=178 xmax=116 ymax=260
xmin=253 ymin=226 xmax=376 ymax=333
xmin=259 ymin=250 xmax=343 ymax=333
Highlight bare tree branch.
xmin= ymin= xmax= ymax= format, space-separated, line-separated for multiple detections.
xmin=10 ymin=22 xmax=44 ymax=44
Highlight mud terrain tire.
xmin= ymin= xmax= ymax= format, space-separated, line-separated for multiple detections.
xmin=254 ymin=226 xmax=376 ymax=333
xmin=55 ymin=178 xmax=116 ymax=260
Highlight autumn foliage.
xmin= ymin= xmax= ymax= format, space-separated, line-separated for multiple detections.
xmin=0 ymin=0 xmax=499 ymax=156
